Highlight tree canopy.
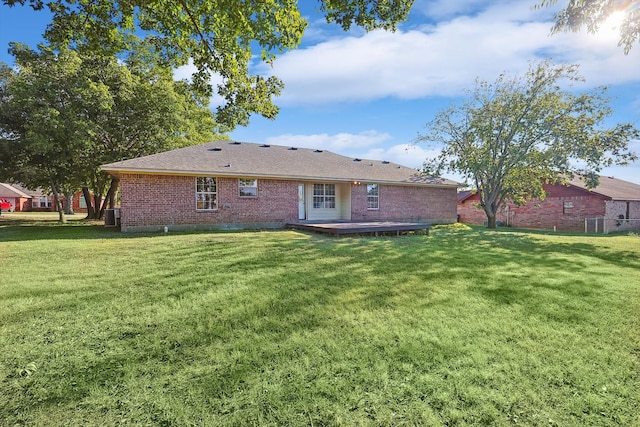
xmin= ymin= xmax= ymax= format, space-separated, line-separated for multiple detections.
xmin=0 ymin=44 xmax=223 ymax=220
xmin=537 ymin=0 xmax=640 ymax=53
xmin=417 ymin=61 xmax=639 ymax=228
xmin=2 ymin=0 xmax=414 ymax=128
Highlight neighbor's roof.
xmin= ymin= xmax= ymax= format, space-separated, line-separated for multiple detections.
xmin=569 ymin=175 xmax=640 ymax=201
xmin=455 ymin=175 xmax=640 ymax=203
xmin=0 ymin=183 xmax=32 ymax=199
xmin=101 ymin=141 xmax=461 ymax=187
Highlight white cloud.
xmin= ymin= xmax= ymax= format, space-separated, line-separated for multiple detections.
xmin=359 ymin=143 xmax=433 ymax=168
xmin=255 ymin=0 xmax=640 ymax=106
xmin=263 ymin=130 xmax=392 ymax=154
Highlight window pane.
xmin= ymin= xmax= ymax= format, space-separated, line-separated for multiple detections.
xmin=239 ymin=178 xmax=258 ymax=197
xmin=325 ymin=197 xmax=336 ymax=208
xmin=240 ymin=187 xmax=257 ymax=197
xmin=196 ymin=177 xmax=217 ymax=210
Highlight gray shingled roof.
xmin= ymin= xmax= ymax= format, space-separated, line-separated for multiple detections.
xmin=569 ymin=175 xmax=640 ymax=200
xmin=455 ymin=175 xmax=640 ymax=202
xmin=101 ymin=141 xmax=460 ymax=187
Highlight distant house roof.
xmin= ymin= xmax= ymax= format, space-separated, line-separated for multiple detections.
xmin=0 ymin=183 xmax=32 ymax=199
xmin=101 ymin=141 xmax=461 ymax=187
xmin=569 ymin=175 xmax=640 ymax=201
xmin=457 ymin=190 xmax=474 ymax=202
xmin=455 ymin=175 xmax=640 ymax=203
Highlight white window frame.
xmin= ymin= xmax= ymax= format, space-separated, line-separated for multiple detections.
xmin=367 ymin=184 xmax=379 ymax=210
xmin=196 ymin=177 xmax=218 ymax=210
xmin=33 ymin=197 xmax=51 ymax=209
xmin=313 ymin=183 xmax=336 ymax=209
xmin=238 ymin=178 xmax=258 ymax=197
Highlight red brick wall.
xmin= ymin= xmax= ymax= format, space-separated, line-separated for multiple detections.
xmin=351 ymin=184 xmax=457 ymax=223
xmin=120 ymin=174 xmax=299 ymax=229
xmin=457 ymin=184 xmax=609 ymax=231
xmin=120 ymin=174 xmax=458 ymax=230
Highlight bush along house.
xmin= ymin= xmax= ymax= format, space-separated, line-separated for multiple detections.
xmin=100 ymin=141 xmax=460 ymax=232
xmin=457 ymin=175 xmax=640 ymax=233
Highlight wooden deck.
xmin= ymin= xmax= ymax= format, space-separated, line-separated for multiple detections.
xmin=286 ymin=221 xmax=431 ymax=236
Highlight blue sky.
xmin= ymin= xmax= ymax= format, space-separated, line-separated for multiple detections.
xmin=2 ymin=0 xmax=640 ymax=185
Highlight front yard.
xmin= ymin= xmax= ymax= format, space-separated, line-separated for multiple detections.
xmin=0 ymin=217 xmax=638 ymax=426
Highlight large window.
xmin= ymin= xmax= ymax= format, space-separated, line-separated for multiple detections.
xmin=32 ymin=197 xmax=51 ymax=209
xmin=239 ymin=178 xmax=258 ymax=197
xmin=313 ymin=184 xmax=336 ymax=209
xmin=367 ymin=184 xmax=379 ymax=209
xmin=196 ymin=177 xmax=217 ymax=210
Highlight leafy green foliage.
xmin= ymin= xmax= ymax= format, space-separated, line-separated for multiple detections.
xmin=0 ymin=44 xmax=223 ymax=219
xmin=0 ymin=218 xmax=639 ymax=425
xmin=2 ymin=0 xmax=413 ymax=127
xmin=418 ymin=61 xmax=638 ymax=228
xmin=536 ymin=0 xmax=640 ymax=54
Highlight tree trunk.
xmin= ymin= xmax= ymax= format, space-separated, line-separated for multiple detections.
xmin=96 ymin=177 xmax=120 ymax=220
xmin=64 ymin=191 xmax=74 ymax=215
xmin=50 ymin=180 xmax=67 ymax=224
xmin=82 ymin=187 xmax=94 ymax=219
xmin=106 ymin=177 xmax=119 ymax=209
xmin=486 ymin=213 xmax=497 ymax=229
xmin=93 ymin=194 xmax=103 ymax=220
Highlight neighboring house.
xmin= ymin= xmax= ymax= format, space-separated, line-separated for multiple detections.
xmin=0 ymin=183 xmax=33 ymax=212
xmin=0 ymin=183 xmax=89 ymax=213
xmin=457 ymin=175 xmax=640 ymax=232
xmin=101 ymin=141 xmax=460 ymax=232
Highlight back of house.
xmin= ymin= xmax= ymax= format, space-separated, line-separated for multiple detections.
xmin=101 ymin=141 xmax=461 ymax=232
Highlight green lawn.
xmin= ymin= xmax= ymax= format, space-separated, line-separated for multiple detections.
xmin=1 ymin=216 xmax=639 ymax=426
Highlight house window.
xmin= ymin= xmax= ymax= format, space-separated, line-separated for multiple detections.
xmin=563 ymin=201 xmax=574 ymax=214
xmin=33 ymin=197 xmax=51 ymax=208
xmin=79 ymin=196 xmax=87 ymax=209
xmin=196 ymin=177 xmax=217 ymax=210
xmin=313 ymin=184 xmax=336 ymax=209
xmin=239 ymin=178 xmax=258 ymax=197
xmin=367 ymin=184 xmax=379 ymax=209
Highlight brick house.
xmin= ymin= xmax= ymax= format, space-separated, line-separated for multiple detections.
xmin=101 ymin=141 xmax=460 ymax=232
xmin=0 ymin=183 xmax=32 ymax=211
xmin=457 ymin=175 xmax=640 ymax=232
xmin=0 ymin=183 xmax=89 ymax=213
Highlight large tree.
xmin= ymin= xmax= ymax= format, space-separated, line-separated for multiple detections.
xmin=538 ymin=0 xmax=640 ymax=53
xmin=417 ymin=61 xmax=639 ymax=229
xmin=0 ymin=44 xmax=223 ymax=220
xmin=2 ymin=0 xmax=413 ymax=128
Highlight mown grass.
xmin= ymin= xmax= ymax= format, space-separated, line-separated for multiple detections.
xmin=1 ymin=215 xmax=639 ymax=426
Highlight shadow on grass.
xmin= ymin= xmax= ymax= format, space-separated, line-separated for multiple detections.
xmin=3 ymin=225 xmax=639 ymax=425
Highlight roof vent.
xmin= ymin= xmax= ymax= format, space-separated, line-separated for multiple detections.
xmin=208 ymin=147 xmax=222 ymax=152
xmin=288 ymin=147 xmax=298 ymax=150
xmin=382 ymin=161 xmax=390 ymax=164
xmin=224 ymin=164 xmax=231 ymax=167
xmin=260 ymin=144 xmax=270 ymax=148
xmin=353 ymin=158 xmax=361 ymax=162
xmin=230 ymin=141 xmax=241 ymax=145
xmin=314 ymin=149 xmax=323 ymax=153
